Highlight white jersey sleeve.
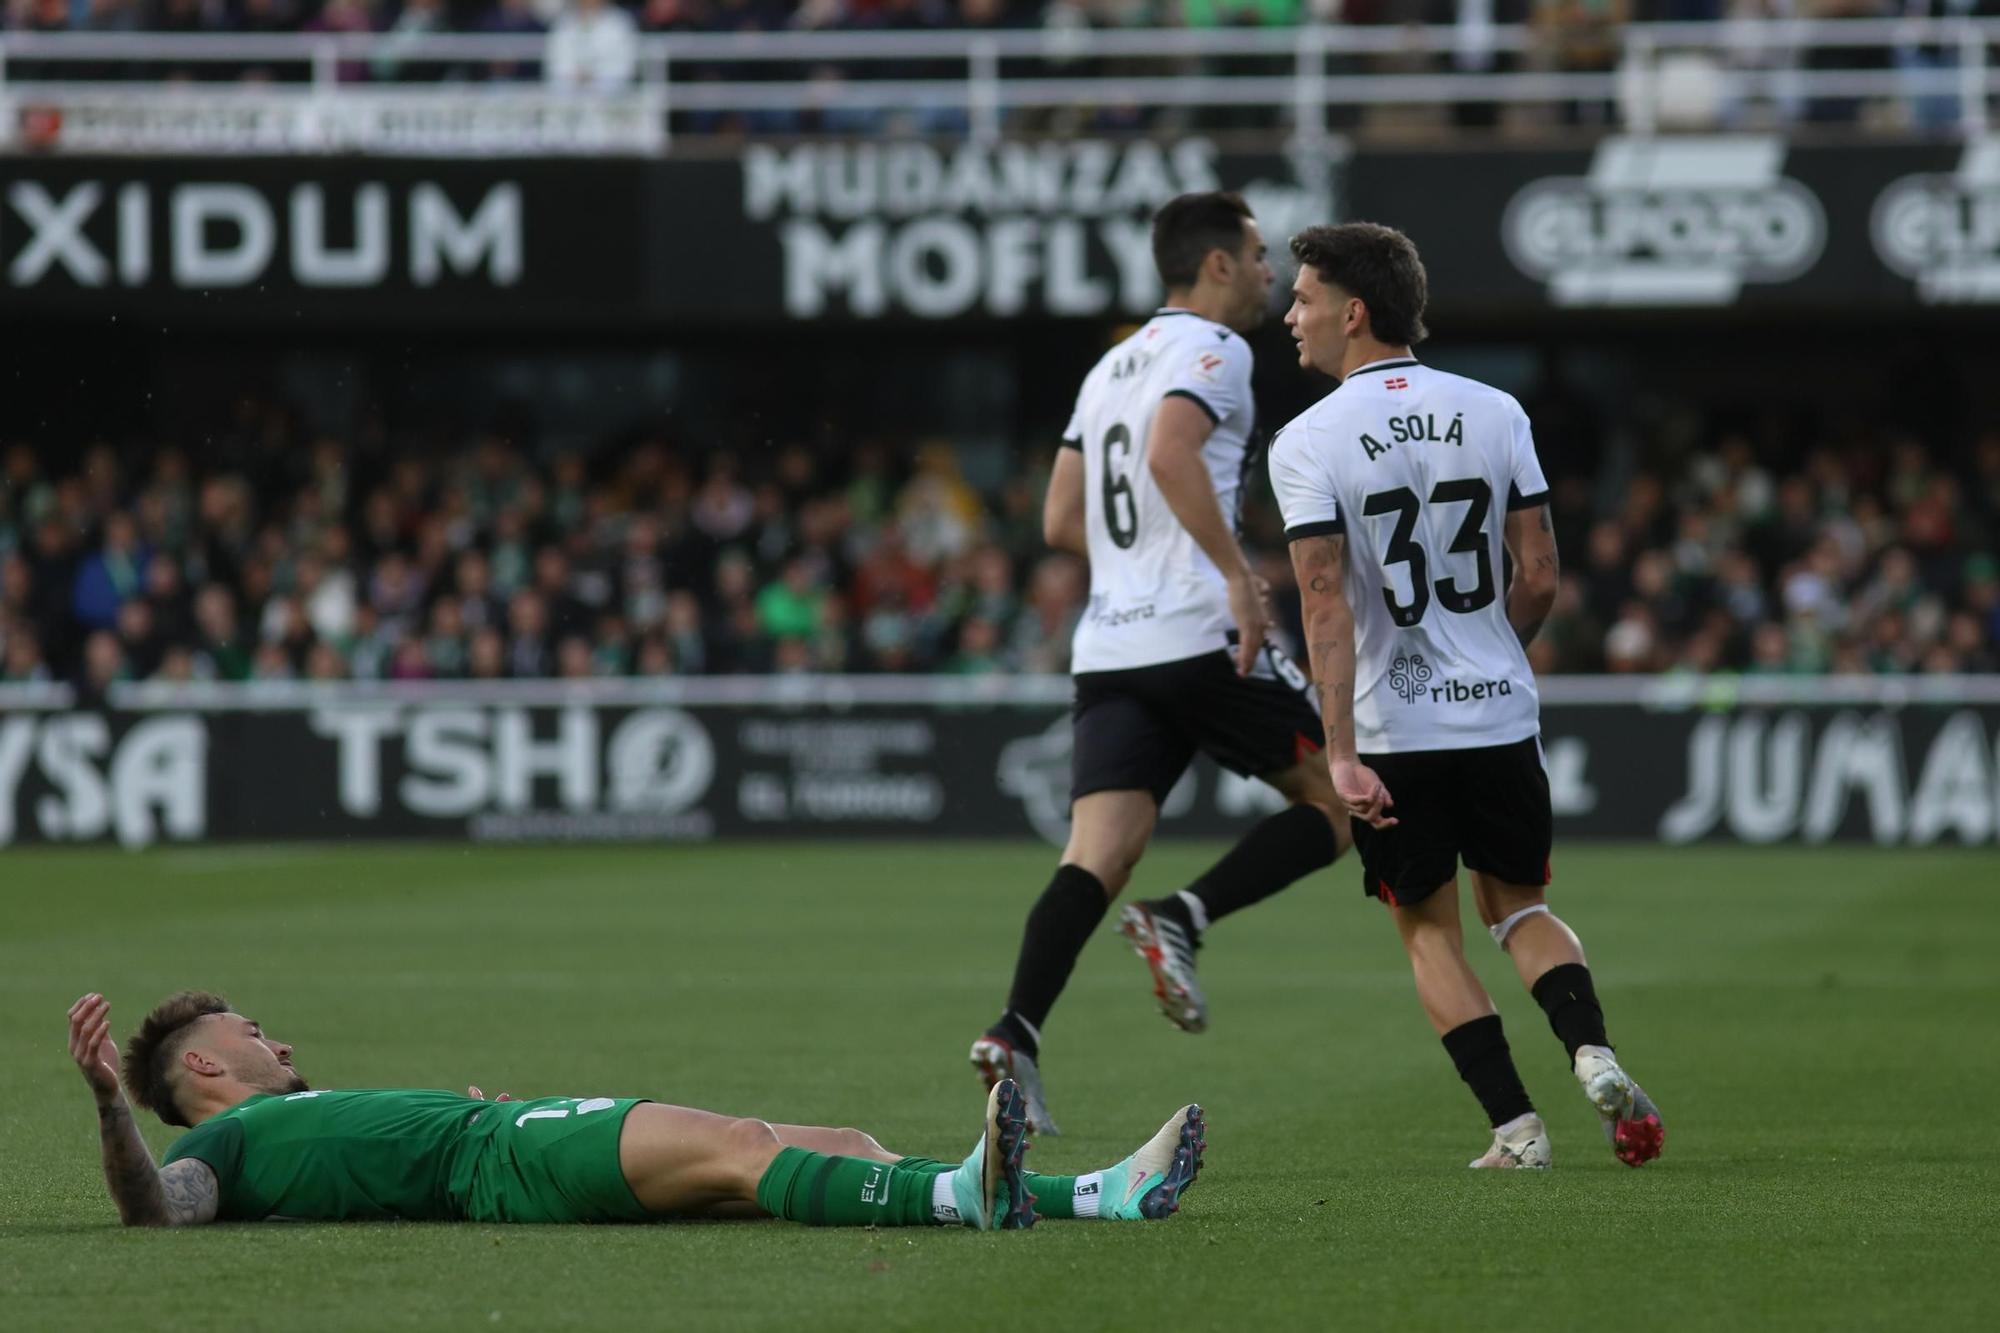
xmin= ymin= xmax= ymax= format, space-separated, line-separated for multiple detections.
xmin=1159 ymin=333 xmax=1253 ymax=430
xmin=1267 ymin=421 xmax=1343 ymax=540
xmin=1505 ymin=402 xmax=1550 ymax=510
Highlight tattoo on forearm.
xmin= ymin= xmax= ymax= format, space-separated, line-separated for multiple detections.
xmin=97 ymin=1098 xmax=171 ymax=1225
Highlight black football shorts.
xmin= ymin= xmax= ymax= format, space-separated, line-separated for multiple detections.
xmin=1070 ymin=643 xmax=1322 ymax=806
xmin=1349 ymin=734 xmax=1553 ymax=907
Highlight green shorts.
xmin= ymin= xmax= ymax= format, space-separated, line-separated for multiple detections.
xmin=457 ymin=1096 xmax=652 ymax=1224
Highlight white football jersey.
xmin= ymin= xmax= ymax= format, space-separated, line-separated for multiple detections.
xmin=1267 ymin=357 xmax=1549 ymax=753
xmin=1061 ymin=308 xmax=1257 ymax=673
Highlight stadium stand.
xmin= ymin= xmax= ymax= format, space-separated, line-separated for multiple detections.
xmin=4 ymin=411 xmax=1996 ymax=691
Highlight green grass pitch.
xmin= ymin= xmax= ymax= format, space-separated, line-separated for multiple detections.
xmin=3 ymin=841 xmax=1997 ymax=1332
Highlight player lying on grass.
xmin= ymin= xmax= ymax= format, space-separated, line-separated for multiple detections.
xmin=68 ymin=991 xmax=1205 ymax=1229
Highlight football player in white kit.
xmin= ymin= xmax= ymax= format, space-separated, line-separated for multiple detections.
xmin=971 ymin=194 xmax=1353 ymax=1134
xmin=1268 ymin=221 xmax=1663 ymax=1168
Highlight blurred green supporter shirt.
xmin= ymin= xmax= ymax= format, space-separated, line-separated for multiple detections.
xmin=1178 ymin=0 xmax=1304 ymax=26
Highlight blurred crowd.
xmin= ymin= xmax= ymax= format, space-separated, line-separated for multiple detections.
xmin=9 ymin=0 xmax=1995 ymax=125
xmin=1494 ymin=434 xmax=2000 ymax=678
xmin=0 ymin=427 xmax=1090 ymax=696
xmin=16 ymin=0 xmax=1994 ymax=37
xmin=3 ymin=413 xmax=1998 ymax=697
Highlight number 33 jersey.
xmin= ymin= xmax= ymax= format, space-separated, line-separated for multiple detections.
xmin=1266 ymin=358 xmax=1549 ymax=754
xmin=1061 ymin=308 xmax=1258 ymax=673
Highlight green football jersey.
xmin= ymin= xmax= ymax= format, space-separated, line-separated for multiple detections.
xmin=161 ymin=1088 xmax=491 ymax=1221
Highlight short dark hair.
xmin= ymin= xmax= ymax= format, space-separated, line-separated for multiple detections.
xmin=1152 ymin=192 xmax=1254 ymax=291
xmin=123 ymin=991 xmax=230 ymax=1128
xmin=1289 ymin=222 xmax=1429 ymax=347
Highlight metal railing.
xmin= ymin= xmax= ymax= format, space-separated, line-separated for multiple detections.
xmin=0 ymin=19 xmax=1993 ymax=153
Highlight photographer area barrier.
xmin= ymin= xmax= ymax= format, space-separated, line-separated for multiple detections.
xmin=3 ymin=676 xmax=1996 ymax=848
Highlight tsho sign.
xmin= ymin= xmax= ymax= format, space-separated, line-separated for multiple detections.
xmin=309 ymin=705 xmax=714 ymax=840
xmin=1872 ymin=137 xmax=2000 ymax=304
xmin=2 ymin=179 xmax=521 ymax=290
xmin=1660 ymin=710 xmax=2000 ymax=846
xmin=0 ymin=713 xmax=206 ymax=848
xmin=1503 ymin=136 xmax=1824 ymax=307
xmin=744 ymin=140 xmax=1331 ymax=320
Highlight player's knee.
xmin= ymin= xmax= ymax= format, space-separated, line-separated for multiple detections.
xmin=1476 ymin=880 xmax=1550 ymax=948
xmin=1059 ymin=843 xmax=1144 ymax=896
xmin=723 ymin=1117 xmax=782 ymax=1168
xmin=837 ymin=1127 xmax=887 ymax=1158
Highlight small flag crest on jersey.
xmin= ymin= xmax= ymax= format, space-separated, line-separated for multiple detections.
xmin=1385 ymin=377 xmax=1409 ymax=390
xmin=1192 ymin=352 xmax=1225 ymax=382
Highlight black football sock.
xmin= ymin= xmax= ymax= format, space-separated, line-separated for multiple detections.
xmin=1531 ymin=962 xmax=1610 ymax=1063
xmin=1441 ymin=1015 xmax=1536 ymax=1128
xmin=1144 ymin=892 xmax=1199 ymax=939
xmin=1183 ymin=804 xmax=1339 ymax=937
xmin=992 ymin=864 xmax=1110 ymax=1060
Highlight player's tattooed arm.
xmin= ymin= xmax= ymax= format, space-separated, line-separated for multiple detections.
xmin=90 ymin=1098 xmax=219 ymax=1226
xmin=68 ymin=993 xmax=212 ymax=1225
xmin=97 ymin=1101 xmax=219 ymax=1226
xmin=157 ymin=1159 xmax=221 ymax=1226
xmin=1503 ymin=504 xmax=1561 ymax=649
xmin=1290 ymin=534 xmax=1357 ymax=757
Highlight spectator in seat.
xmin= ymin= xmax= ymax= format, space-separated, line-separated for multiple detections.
xmin=468 ymin=626 xmax=507 ymax=679
xmin=300 ymin=0 xmax=376 ymax=88
xmin=2 ymin=625 xmax=51 ymax=684
xmin=72 ymin=513 xmax=148 ymax=634
xmin=480 ymin=0 xmax=547 ymax=82
xmin=77 ymin=631 xmax=130 ymax=706
xmin=547 ymin=0 xmax=640 ymax=94
xmin=373 ymin=0 xmax=450 ymax=84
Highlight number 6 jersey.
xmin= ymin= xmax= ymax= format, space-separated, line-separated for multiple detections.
xmin=1061 ymin=307 xmax=1258 ymax=674
xmin=1266 ymin=357 xmax=1550 ymax=753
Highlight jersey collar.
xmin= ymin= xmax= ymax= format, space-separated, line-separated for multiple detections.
xmin=1153 ymin=307 xmax=1203 ymax=319
xmin=1342 ymin=356 xmax=1421 ymax=380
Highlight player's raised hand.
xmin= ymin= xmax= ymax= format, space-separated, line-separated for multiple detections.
xmin=467 ymin=1086 xmax=516 ymax=1102
xmin=1331 ymin=757 xmax=1397 ymax=828
xmin=68 ymin=993 xmax=124 ymax=1105
xmin=1227 ymin=573 xmax=1270 ymax=676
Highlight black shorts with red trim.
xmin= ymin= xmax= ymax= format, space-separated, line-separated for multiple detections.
xmin=1350 ymin=734 xmax=1553 ymax=907
xmin=1071 ymin=644 xmax=1322 ymax=806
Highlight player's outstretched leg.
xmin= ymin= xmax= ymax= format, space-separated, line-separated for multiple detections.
xmin=973 ymin=790 xmax=1157 ymax=1136
xmin=1474 ymin=874 xmax=1664 ymax=1168
xmin=618 ymin=1085 xmax=1031 ymax=1229
xmin=1079 ymin=1103 xmax=1206 ymax=1220
xmin=1122 ymin=760 xmax=1346 ymax=1033
xmin=893 ymin=1103 xmax=1208 ymax=1222
xmin=1388 ymin=879 xmax=1550 ymax=1169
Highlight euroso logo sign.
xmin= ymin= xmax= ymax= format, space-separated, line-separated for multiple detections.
xmin=1872 ymin=137 xmax=2000 ymax=304
xmin=1503 ymin=136 xmax=1825 ymax=307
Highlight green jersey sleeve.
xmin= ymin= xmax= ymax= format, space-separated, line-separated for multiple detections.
xmin=162 ymin=1115 xmax=246 ymax=1198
